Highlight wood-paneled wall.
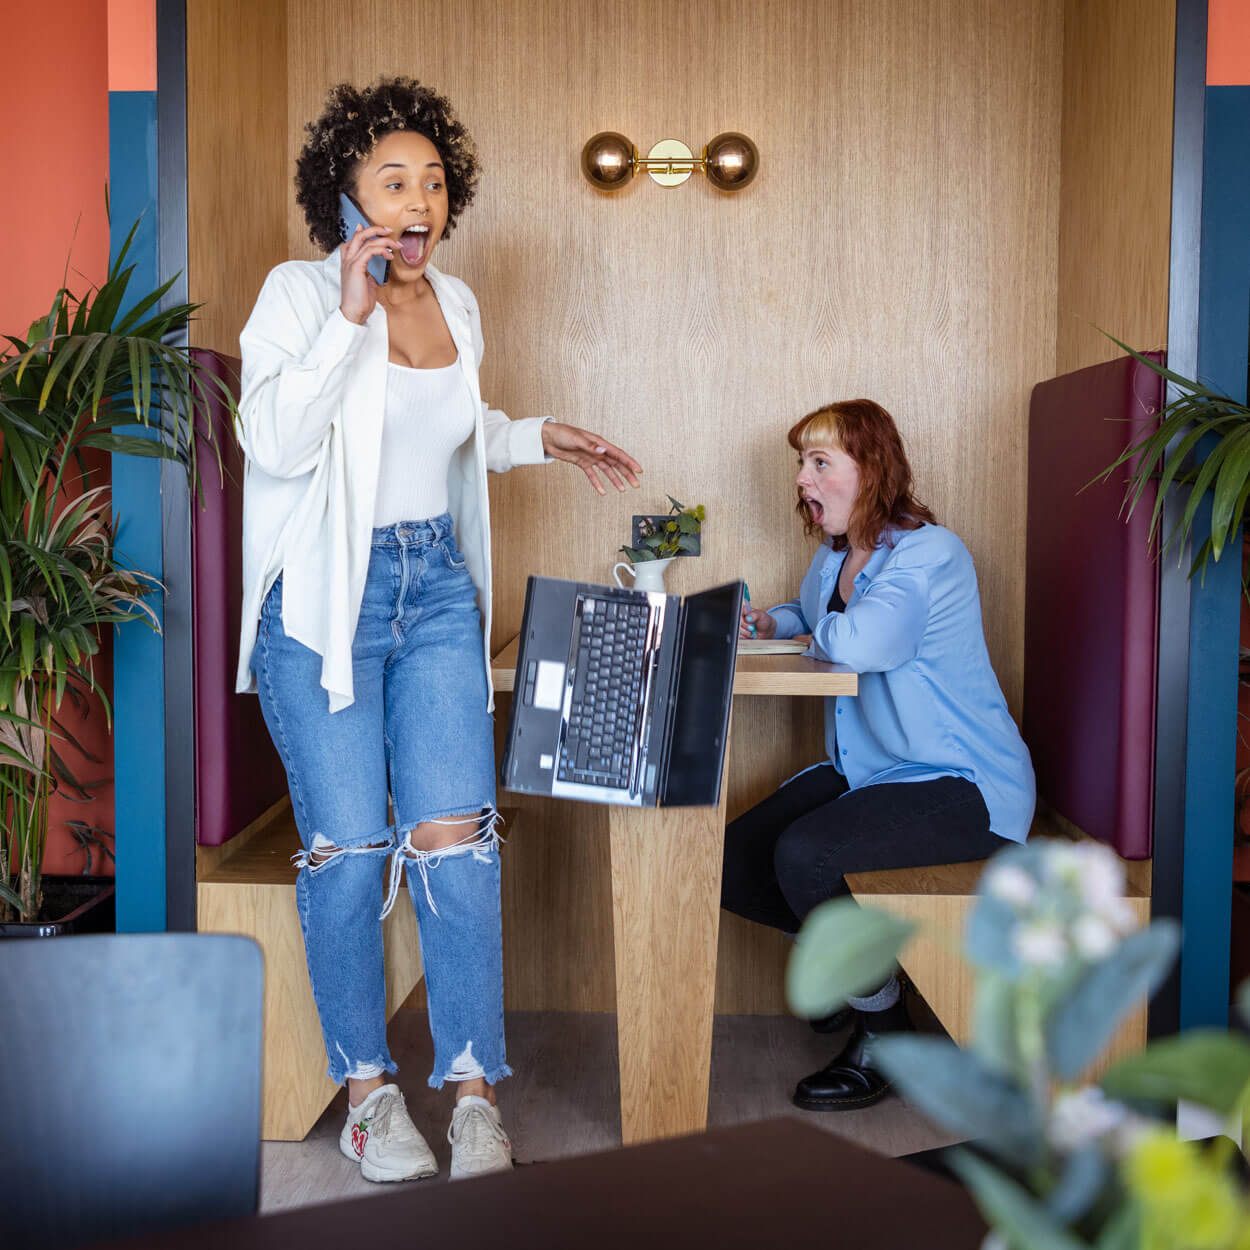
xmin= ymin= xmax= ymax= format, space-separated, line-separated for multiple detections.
xmin=1056 ymin=0 xmax=1174 ymax=374
xmin=190 ymin=0 xmax=1064 ymax=1013
xmin=187 ymin=0 xmax=288 ymax=358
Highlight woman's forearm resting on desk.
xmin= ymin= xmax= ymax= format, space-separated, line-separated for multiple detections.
xmin=745 ymin=578 xmax=927 ymax=673
xmin=809 ymin=569 xmax=927 ymax=672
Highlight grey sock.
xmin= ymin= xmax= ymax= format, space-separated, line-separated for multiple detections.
xmin=846 ymin=974 xmax=901 ymax=1014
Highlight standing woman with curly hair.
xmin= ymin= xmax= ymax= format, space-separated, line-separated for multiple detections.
xmin=235 ymin=78 xmax=641 ymax=1182
xmin=722 ymin=400 xmax=1033 ymax=1111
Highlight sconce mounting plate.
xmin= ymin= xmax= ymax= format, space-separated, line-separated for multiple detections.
xmin=645 ymin=139 xmax=695 ymax=187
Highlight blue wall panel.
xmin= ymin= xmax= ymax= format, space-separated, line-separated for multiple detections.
xmin=108 ymin=89 xmax=167 ymax=933
xmin=1180 ymin=84 xmax=1250 ymax=1028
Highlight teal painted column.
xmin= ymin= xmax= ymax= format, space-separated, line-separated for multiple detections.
xmin=1178 ymin=85 xmax=1250 ymax=1029
xmin=109 ymin=89 xmax=167 ymax=933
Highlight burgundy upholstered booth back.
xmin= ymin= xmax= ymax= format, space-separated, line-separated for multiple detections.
xmin=1024 ymin=353 xmax=1163 ymax=860
xmin=191 ymin=350 xmax=288 ymax=846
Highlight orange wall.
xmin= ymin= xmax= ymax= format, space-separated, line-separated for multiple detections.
xmin=0 ymin=1 xmax=115 ymax=876
xmin=109 ymin=0 xmax=157 ymax=92
xmin=1209 ymin=0 xmax=1250 ymax=84
xmin=0 ymin=3 xmax=110 ymax=336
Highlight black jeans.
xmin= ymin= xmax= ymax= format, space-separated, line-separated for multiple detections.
xmin=721 ymin=764 xmax=1004 ymax=933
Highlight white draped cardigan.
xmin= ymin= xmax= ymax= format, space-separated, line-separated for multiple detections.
xmin=234 ymin=251 xmax=551 ymax=712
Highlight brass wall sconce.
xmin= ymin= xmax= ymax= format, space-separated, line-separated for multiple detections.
xmin=581 ymin=132 xmax=759 ymax=192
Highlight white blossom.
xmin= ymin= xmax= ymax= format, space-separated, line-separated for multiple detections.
xmin=1047 ymin=1087 xmax=1130 ymax=1152
xmin=1071 ymin=914 xmax=1116 ymax=960
xmin=1074 ymin=843 xmax=1126 ymax=913
xmin=1044 ymin=842 xmax=1089 ymax=886
xmin=984 ymin=863 xmax=1038 ymax=908
xmin=1014 ymin=921 xmax=1068 ymax=968
xmin=1040 ymin=841 xmax=1137 ymax=933
xmin=1046 ymin=1087 xmax=1155 ymax=1158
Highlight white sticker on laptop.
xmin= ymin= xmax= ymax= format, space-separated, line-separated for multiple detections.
xmin=533 ymin=661 xmax=566 ymax=711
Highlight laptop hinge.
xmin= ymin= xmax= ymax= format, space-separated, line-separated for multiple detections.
xmin=656 ymin=597 xmax=690 ymax=805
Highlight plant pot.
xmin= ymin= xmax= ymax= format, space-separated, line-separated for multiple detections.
xmin=0 ymin=875 xmax=116 ymax=939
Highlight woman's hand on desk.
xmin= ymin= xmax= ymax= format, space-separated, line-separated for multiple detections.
xmin=540 ymin=422 xmax=642 ymax=496
xmin=740 ymin=605 xmax=777 ymax=640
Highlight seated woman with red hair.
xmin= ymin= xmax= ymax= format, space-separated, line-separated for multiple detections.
xmin=723 ymin=399 xmax=1034 ymax=1111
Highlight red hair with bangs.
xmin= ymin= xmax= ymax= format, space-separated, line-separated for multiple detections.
xmin=787 ymin=399 xmax=936 ymax=551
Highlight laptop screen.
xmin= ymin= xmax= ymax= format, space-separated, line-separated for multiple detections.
xmin=661 ymin=581 xmax=742 ymax=807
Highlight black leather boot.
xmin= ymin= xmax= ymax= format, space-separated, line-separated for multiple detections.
xmin=807 ymin=1005 xmax=853 ymax=1034
xmin=792 ymin=998 xmax=911 ymax=1111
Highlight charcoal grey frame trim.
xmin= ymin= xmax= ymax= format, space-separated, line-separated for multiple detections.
xmin=157 ymin=0 xmax=197 ymax=931
xmin=1148 ymin=0 xmax=1207 ymax=1036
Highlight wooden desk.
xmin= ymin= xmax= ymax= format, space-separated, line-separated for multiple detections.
xmin=492 ymin=636 xmax=856 ymax=1145
xmin=101 ymin=1118 xmax=985 ymax=1250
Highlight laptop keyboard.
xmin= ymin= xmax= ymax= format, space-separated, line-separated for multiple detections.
xmin=558 ymin=596 xmax=649 ymax=789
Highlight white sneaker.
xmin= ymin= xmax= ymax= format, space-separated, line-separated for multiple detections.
xmin=339 ymin=1084 xmax=438 ymax=1183
xmin=448 ymin=1095 xmax=514 ymax=1180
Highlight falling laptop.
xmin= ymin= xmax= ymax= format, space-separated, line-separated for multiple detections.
xmin=501 ymin=576 xmax=743 ymax=807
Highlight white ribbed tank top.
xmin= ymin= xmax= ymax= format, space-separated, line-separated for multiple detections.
xmin=373 ymin=360 xmax=476 ymax=527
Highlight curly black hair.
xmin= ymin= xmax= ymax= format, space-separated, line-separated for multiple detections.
xmin=294 ymin=77 xmax=481 ymax=254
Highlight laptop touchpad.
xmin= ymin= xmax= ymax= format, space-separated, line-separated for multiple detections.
xmin=533 ymin=660 xmax=566 ymax=710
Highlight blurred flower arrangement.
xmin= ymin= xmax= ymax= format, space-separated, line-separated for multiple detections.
xmin=788 ymin=839 xmax=1250 ymax=1250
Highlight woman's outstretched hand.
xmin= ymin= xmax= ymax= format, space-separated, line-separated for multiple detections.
xmin=540 ymin=422 xmax=642 ymax=495
xmin=739 ymin=605 xmax=778 ymax=640
xmin=339 ymin=225 xmax=394 ymax=325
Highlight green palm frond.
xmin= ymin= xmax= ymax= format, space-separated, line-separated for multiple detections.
xmin=0 ymin=215 xmax=235 ymax=922
xmin=1089 ymin=330 xmax=1250 ymax=577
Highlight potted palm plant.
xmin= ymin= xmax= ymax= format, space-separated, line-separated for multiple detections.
xmin=1093 ymin=332 xmax=1250 ymax=578
xmin=0 ymin=222 xmax=230 ymax=931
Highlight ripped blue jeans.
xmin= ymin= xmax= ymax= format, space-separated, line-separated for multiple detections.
xmin=251 ymin=515 xmax=510 ymax=1090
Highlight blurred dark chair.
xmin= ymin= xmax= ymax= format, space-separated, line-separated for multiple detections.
xmin=0 ymin=933 xmax=263 ymax=1249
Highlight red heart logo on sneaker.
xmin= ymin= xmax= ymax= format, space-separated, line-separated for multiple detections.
xmin=351 ymin=1123 xmax=368 ymax=1157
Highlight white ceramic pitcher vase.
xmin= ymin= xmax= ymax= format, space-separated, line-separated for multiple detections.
xmin=612 ymin=556 xmax=675 ymax=594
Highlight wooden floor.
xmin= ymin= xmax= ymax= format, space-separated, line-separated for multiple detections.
xmin=261 ymin=1008 xmax=960 ymax=1212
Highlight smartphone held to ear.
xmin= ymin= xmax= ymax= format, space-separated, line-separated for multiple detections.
xmin=339 ymin=193 xmax=391 ymax=286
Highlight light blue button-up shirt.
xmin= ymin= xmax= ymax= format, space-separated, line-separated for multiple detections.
xmin=769 ymin=524 xmax=1035 ymax=843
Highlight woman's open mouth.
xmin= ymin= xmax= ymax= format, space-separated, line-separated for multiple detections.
xmin=398 ymin=224 xmax=431 ymax=267
xmin=805 ymin=496 xmax=824 ymax=524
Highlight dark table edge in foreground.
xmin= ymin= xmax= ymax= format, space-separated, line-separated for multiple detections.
xmin=98 ymin=1117 xmax=985 ymax=1250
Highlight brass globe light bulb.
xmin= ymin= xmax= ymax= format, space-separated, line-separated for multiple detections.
xmin=703 ymin=132 xmax=759 ymax=191
xmin=581 ymin=132 xmax=636 ymax=191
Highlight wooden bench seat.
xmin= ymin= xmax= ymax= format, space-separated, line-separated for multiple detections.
xmin=846 ymin=835 xmax=1152 ymax=1077
xmin=197 ymin=800 xmax=424 ymax=1140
